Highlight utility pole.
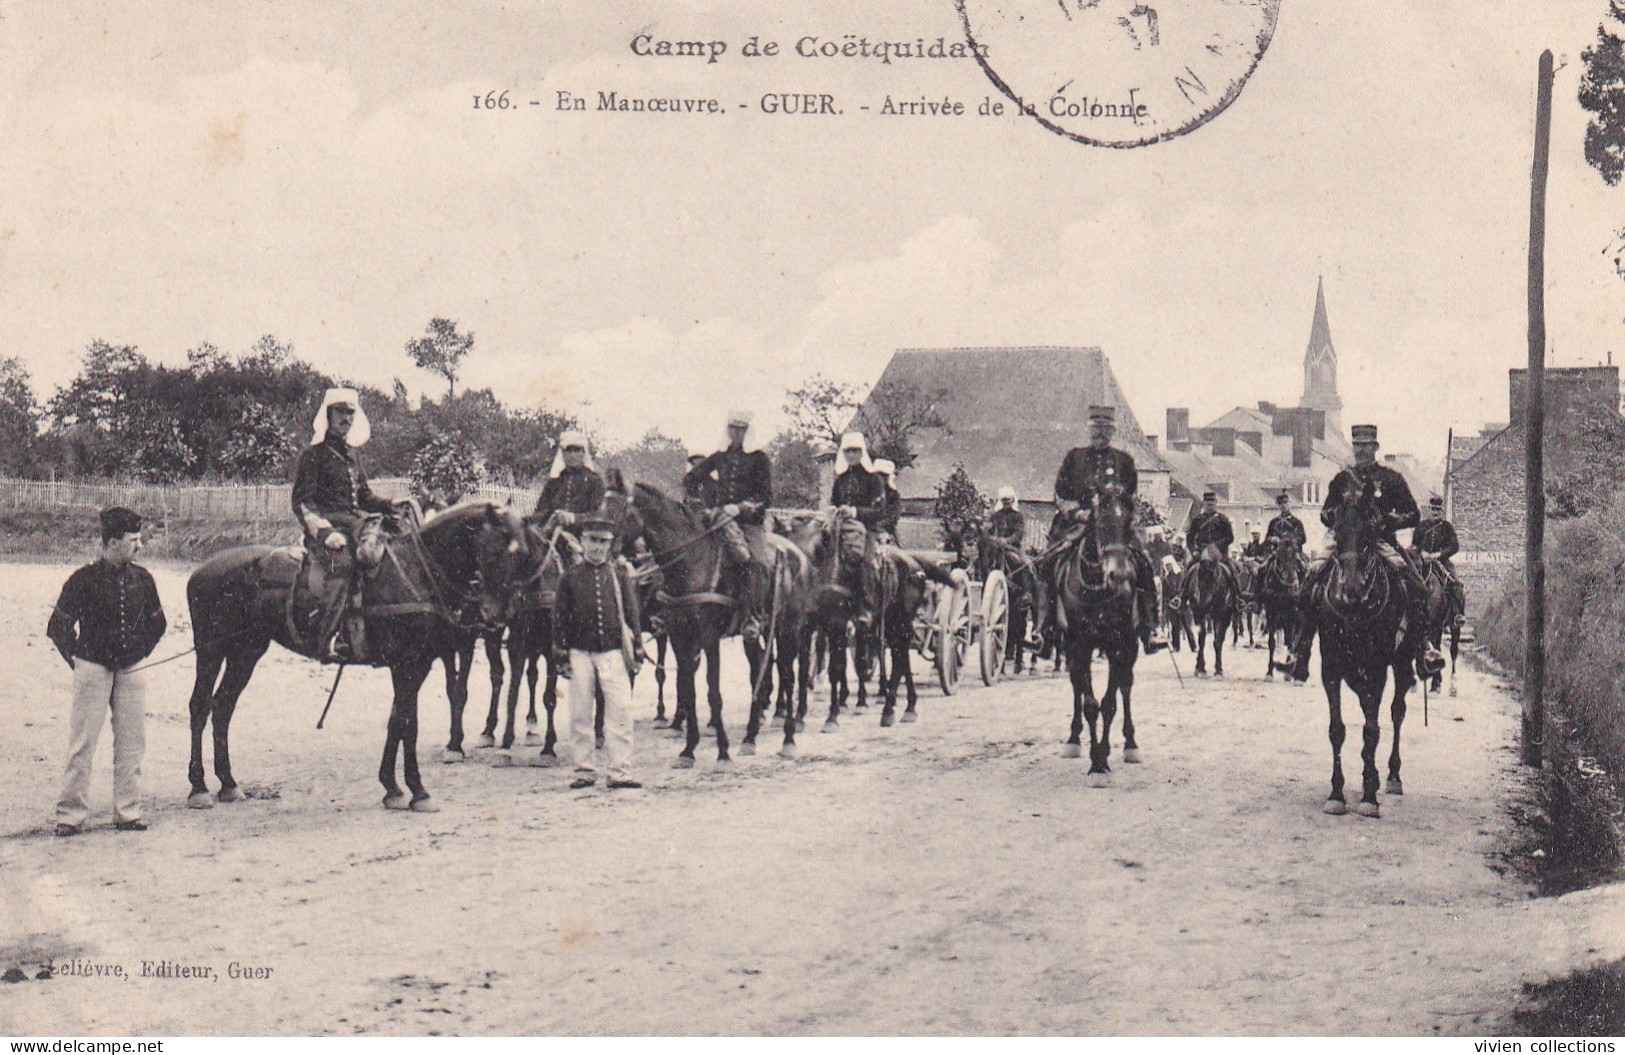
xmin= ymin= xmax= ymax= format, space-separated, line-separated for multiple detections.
xmin=1523 ymin=49 xmax=1554 ymax=770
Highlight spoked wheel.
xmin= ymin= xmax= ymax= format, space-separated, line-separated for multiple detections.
xmin=935 ymin=577 xmax=972 ymax=695
xmin=979 ymin=570 xmax=1010 ymax=686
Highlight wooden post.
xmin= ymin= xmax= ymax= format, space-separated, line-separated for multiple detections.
xmin=1523 ymin=49 xmax=1553 ymax=770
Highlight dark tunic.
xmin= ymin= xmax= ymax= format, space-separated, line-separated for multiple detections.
xmin=553 ymin=559 xmax=639 ymax=654
xmin=1320 ymin=463 xmax=1420 ymax=546
xmin=683 ymin=464 xmax=713 ymax=508
xmin=47 ymin=559 xmax=167 ymax=670
xmin=1054 ymin=445 xmax=1138 ymax=504
xmin=1413 ymin=519 xmax=1460 ymax=560
xmin=830 ymin=466 xmax=886 ymax=528
xmin=291 ymin=434 xmax=394 ymax=538
xmin=1186 ymin=509 xmax=1235 ymax=554
xmin=534 ymin=465 xmax=606 ymax=520
xmin=1265 ymin=511 xmax=1308 ymax=548
xmin=1241 ymin=538 xmax=1268 ymax=559
xmin=688 ymin=447 xmax=772 ymax=525
xmin=879 ymin=486 xmax=902 ymax=535
xmin=989 ymin=507 xmax=1025 ymax=547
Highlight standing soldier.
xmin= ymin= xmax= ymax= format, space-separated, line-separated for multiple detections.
xmin=290 ymin=388 xmax=405 ymax=660
xmin=1039 ymin=404 xmax=1166 ymax=654
xmin=1185 ymin=492 xmax=1238 ymax=582
xmin=48 ymin=507 xmax=167 ymax=835
xmin=830 ymin=432 xmax=886 ymax=628
xmin=686 ymin=410 xmax=774 ymax=641
xmin=873 ymin=458 xmax=903 ymax=543
xmin=1412 ymin=495 xmax=1466 ymax=617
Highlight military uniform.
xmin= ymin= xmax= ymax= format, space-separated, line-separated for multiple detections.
xmin=1265 ymin=510 xmax=1308 ymax=550
xmin=989 ymin=506 xmax=1024 ymax=548
xmin=291 ymin=432 xmax=397 ymax=658
xmin=1413 ymin=514 xmax=1465 ymax=613
xmin=1184 ymin=507 xmax=1235 ymax=561
xmin=878 ymin=484 xmax=902 ymax=539
xmin=534 ymin=464 xmax=606 ymax=523
xmin=687 ymin=443 xmax=774 ymax=637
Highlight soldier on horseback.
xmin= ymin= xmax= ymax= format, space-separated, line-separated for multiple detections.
xmin=989 ymin=487 xmax=1024 ymax=549
xmin=1265 ymin=491 xmax=1308 ymax=554
xmin=685 ymin=410 xmax=774 ymax=641
xmin=1185 ymin=492 xmax=1239 ymax=583
xmin=1413 ymin=496 xmax=1466 ymax=617
xmin=830 ymin=431 xmax=887 ymax=629
xmin=1241 ymin=526 xmax=1267 ymax=560
xmin=873 ymin=458 xmax=903 ymax=544
xmin=534 ymin=429 xmax=606 ymax=533
xmin=1036 ymin=404 xmax=1167 ymax=655
xmin=683 ymin=447 xmax=711 ymax=511
xmin=290 ymin=388 xmax=410 ymax=661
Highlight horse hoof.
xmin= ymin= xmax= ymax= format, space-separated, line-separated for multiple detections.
xmin=410 ymin=796 xmax=440 ymax=813
xmin=672 ymin=756 xmax=695 ymax=769
xmin=216 ymin=785 xmax=245 ymax=803
xmin=652 ymin=716 xmax=669 ymax=729
xmin=1195 ymin=670 xmax=1207 ymax=679
xmin=1385 ymin=777 xmax=1404 ymax=796
xmin=901 ymin=711 xmax=918 ymax=724
xmin=1357 ymin=801 xmax=1381 ymax=818
xmin=821 ymin=721 xmax=839 ymax=734
xmin=1213 ymin=671 xmax=1225 ymax=680
xmin=490 ymin=751 xmax=514 ymax=769
xmin=523 ymin=732 xmax=543 ymax=747
xmin=779 ymin=742 xmax=799 ymax=760
xmin=383 ymin=792 xmax=410 ymax=810
xmin=526 ymin=717 xmax=539 ymax=730
xmin=475 ymin=734 xmax=496 ymax=749
xmin=186 ymin=791 xmax=214 ymax=810
xmin=853 ymin=702 xmax=869 ymax=712
xmin=1088 ymin=770 xmax=1111 ymax=788
xmin=739 ymin=742 xmax=757 ymax=757
xmin=1061 ymin=743 xmax=1082 ymax=758
xmin=1263 ymin=672 xmax=1274 ymax=682
xmin=534 ymin=751 xmax=559 ymax=768
xmin=879 ymin=712 xmax=895 ymax=728
xmin=1122 ymin=747 xmax=1141 ymax=764
xmin=440 ymin=749 xmax=465 ymax=765
xmin=1323 ymin=798 xmax=1347 ymax=815
xmin=714 ymin=757 xmax=733 ymax=771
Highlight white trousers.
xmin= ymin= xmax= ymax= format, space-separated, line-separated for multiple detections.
xmin=569 ymin=649 xmax=634 ymax=780
xmin=57 ymin=661 xmax=146 ymax=827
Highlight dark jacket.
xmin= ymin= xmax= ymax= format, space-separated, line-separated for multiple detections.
xmin=831 ymin=466 xmax=886 ymax=528
xmin=534 ymin=465 xmax=606 ymax=520
xmin=688 ymin=447 xmax=772 ymax=524
xmin=1265 ymin=511 xmax=1307 ymax=549
xmin=291 ymin=434 xmax=394 ymax=539
xmin=1320 ymin=463 xmax=1419 ymax=545
xmin=1186 ymin=509 xmax=1234 ymax=554
xmin=48 ymin=559 xmax=167 ymax=671
xmin=879 ymin=486 xmax=902 ymax=535
xmin=989 ymin=507 xmax=1024 ymax=547
xmin=1055 ymin=445 xmax=1138 ymax=504
xmin=1413 ymin=518 xmax=1460 ymax=560
xmin=553 ymin=559 xmax=640 ymax=655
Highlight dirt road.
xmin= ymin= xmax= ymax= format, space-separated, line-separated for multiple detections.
xmin=3 ymin=560 xmax=1621 ymax=1035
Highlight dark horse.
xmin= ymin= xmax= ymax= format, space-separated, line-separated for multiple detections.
xmin=1255 ymin=538 xmax=1305 ymax=682
xmin=874 ymin=547 xmax=963 ymax=727
xmin=628 ymin=483 xmax=786 ymax=764
xmin=977 ymin=531 xmax=1038 ymax=675
xmin=183 ymin=502 xmax=531 ymax=811
xmin=1182 ymin=544 xmax=1238 ymax=678
xmin=784 ymin=514 xmax=873 ymax=731
xmin=1420 ymin=556 xmax=1465 ymax=698
xmin=1309 ymin=479 xmax=1419 ymax=818
xmin=1051 ymin=489 xmax=1144 ymax=778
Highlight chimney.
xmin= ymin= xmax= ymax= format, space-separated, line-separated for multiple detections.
xmin=1291 ymin=415 xmax=1312 ymax=468
xmin=1210 ymin=428 xmax=1236 ymax=457
xmin=1144 ymin=434 xmax=1159 ymax=450
xmin=1238 ymin=430 xmax=1264 ymax=455
xmin=1257 ymin=400 xmax=1277 ymax=415
xmin=1166 ymin=408 xmax=1190 ymax=449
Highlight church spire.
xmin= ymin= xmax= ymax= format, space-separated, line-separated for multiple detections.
xmin=1302 ymin=275 xmax=1342 ymax=418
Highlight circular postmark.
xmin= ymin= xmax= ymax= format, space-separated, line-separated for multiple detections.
xmin=955 ymin=0 xmax=1281 ymax=148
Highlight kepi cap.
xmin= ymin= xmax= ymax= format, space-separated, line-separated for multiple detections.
xmin=1202 ymin=491 xmax=1217 ymax=502
xmin=1429 ymin=495 xmax=1444 ymax=508
xmin=1088 ymin=404 xmax=1116 ymax=423
xmin=726 ymin=409 xmax=753 ymax=428
xmin=100 ymin=506 xmax=143 ymax=542
xmin=1351 ymin=424 xmax=1379 ymax=444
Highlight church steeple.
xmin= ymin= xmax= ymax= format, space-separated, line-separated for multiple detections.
xmin=1301 ymin=276 xmax=1342 ymax=430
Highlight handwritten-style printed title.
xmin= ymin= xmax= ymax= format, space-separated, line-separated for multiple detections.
xmin=630 ymin=33 xmax=989 ymax=65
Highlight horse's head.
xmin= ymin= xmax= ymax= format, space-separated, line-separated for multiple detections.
xmin=1091 ymin=486 xmax=1136 ymax=598
xmin=1266 ymin=537 xmax=1301 ymax=588
xmin=1330 ymin=476 xmax=1384 ymax=600
xmin=472 ymin=503 xmax=531 ymax=626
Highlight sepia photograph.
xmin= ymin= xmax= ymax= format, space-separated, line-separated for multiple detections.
xmin=2 ymin=0 xmax=1624 ymax=1040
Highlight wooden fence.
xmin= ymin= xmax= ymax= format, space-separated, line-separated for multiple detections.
xmin=0 ymin=476 xmax=543 ymax=520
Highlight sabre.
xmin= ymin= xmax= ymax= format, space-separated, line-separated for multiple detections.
xmin=1164 ymin=644 xmax=1185 ymax=688
xmin=316 ymin=663 xmax=347 ymax=729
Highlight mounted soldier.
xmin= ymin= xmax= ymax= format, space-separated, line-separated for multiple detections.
xmin=1265 ymin=491 xmax=1308 ymax=555
xmin=534 ymin=429 xmax=606 ymax=557
xmin=682 ymin=447 xmax=711 ymax=511
xmin=873 ymin=458 xmax=903 ymax=544
xmin=290 ymin=388 xmax=410 ymax=661
xmin=1184 ymin=492 xmax=1238 ymax=584
xmin=685 ymin=410 xmax=774 ymax=641
xmin=829 ymin=431 xmax=887 ymax=628
xmin=989 ymin=487 xmax=1024 ymax=549
xmin=1241 ymin=525 xmax=1267 ymax=560
xmin=1412 ymin=495 xmax=1466 ymax=616
xmin=1037 ymin=404 xmax=1166 ymax=655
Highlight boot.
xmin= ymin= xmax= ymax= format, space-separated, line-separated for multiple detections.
xmin=740 ymin=565 xmax=767 ymax=644
xmin=315 ymin=576 xmax=350 ymax=661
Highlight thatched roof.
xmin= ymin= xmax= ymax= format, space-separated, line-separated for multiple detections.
xmin=853 ymin=347 xmax=1168 ymax=502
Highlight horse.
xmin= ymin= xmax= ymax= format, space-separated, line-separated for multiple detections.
xmin=784 ymin=514 xmax=874 ymax=733
xmin=1308 ymin=478 xmax=1421 ymax=818
xmin=1051 ymin=489 xmax=1145 ymax=777
xmin=628 ymin=483 xmax=786 ymax=764
xmin=183 ymin=502 xmax=531 ymax=811
xmin=977 ymin=531 xmax=1038 ymax=675
xmin=1420 ymin=556 xmax=1466 ymax=698
xmin=1255 ymin=538 xmax=1306 ymax=682
xmin=1181 ymin=545 xmax=1238 ymax=678
xmin=874 ymin=547 xmax=964 ymax=727
xmin=1234 ymin=558 xmax=1259 ymax=648
xmin=1159 ymin=561 xmax=1194 ymax=653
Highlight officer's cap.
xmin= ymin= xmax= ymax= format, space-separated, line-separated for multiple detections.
xmin=1202 ymin=491 xmax=1217 ymax=502
xmin=1429 ymin=496 xmax=1444 ymax=509
xmin=1351 ymin=424 xmax=1379 ymax=444
xmin=578 ymin=512 xmax=616 ymax=538
xmin=1088 ymin=405 xmax=1116 ymax=423
xmin=1276 ymin=492 xmax=1290 ymax=505
xmin=100 ymin=506 xmax=143 ymax=542
xmin=726 ymin=409 xmax=753 ymax=429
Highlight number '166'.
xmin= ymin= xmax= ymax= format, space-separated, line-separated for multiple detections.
xmin=473 ymin=91 xmax=511 ymax=110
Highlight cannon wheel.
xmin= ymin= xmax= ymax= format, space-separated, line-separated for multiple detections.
xmin=935 ymin=577 xmax=972 ymax=695
xmin=979 ymin=570 xmax=1010 ymax=686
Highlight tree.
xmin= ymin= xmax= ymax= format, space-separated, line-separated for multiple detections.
xmin=855 ymin=379 xmax=949 ymax=470
xmin=47 ymin=340 xmax=147 ymax=433
xmin=601 ymin=429 xmax=689 ymax=494
xmin=767 ymin=430 xmax=821 ymax=508
xmin=216 ymin=399 xmax=300 ymax=480
xmin=404 ymin=318 xmax=475 ymax=399
xmin=933 ymin=463 xmax=988 ymax=554
xmin=783 ymin=375 xmax=863 ymax=450
xmin=1581 ymin=2 xmax=1625 ymax=187
xmin=0 ymin=357 xmax=39 ymax=475
xmin=409 ymin=433 xmax=486 ymax=505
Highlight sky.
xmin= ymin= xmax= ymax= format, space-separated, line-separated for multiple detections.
xmin=1 ymin=1 xmax=1622 ymax=463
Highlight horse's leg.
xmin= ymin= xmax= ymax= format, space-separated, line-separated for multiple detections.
xmin=674 ymin=636 xmax=700 ymax=766
xmin=878 ymin=620 xmax=897 ymax=728
xmin=1448 ymin=623 xmax=1460 ymax=697
xmin=1118 ymin=646 xmax=1139 ymax=763
xmin=707 ymin=633 xmax=730 ymax=765
xmin=1063 ymin=635 xmax=1086 ymax=759
xmin=1082 ymin=647 xmax=1108 ymax=779
xmin=402 ymin=656 xmax=437 ymax=810
xmin=742 ymin=637 xmax=765 ymax=755
xmin=1263 ymin=606 xmax=1277 ymax=681
xmin=1355 ymin=668 xmax=1384 ymax=818
xmin=211 ymin=645 xmax=268 ymax=803
xmin=852 ymin=625 xmax=870 ymax=712
xmin=1213 ymin=611 xmax=1229 ymax=678
xmin=1194 ymin=616 xmax=1208 ymax=676
xmin=441 ymin=643 xmax=470 ymax=762
xmin=383 ymin=655 xmax=436 ymax=811
xmin=823 ymin=626 xmax=844 ymax=732
xmin=1386 ymin=664 xmax=1408 ymax=796
xmin=796 ymin=629 xmax=812 ymax=732
xmin=652 ymin=634 xmax=670 ymax=727
xmin=537 ymin=623 xmax=560 ymax=759
xmin=779 ymin=632 xmax=800 ymax=758
xmin=1323 ymin=645 xmax=1348 ymax=814
xmin=186 ymin=649 xmax=226 ymax=807
xmin=380 ymin=665 xmax=409 ymax=808
xmin=900 ymin=627 xmax=919 ymax=722
xmin=479 ymin=628 xmax=508 ymax=748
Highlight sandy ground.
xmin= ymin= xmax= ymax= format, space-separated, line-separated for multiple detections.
xmin=2 ymin=559 xmax=1623 ymax=1036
